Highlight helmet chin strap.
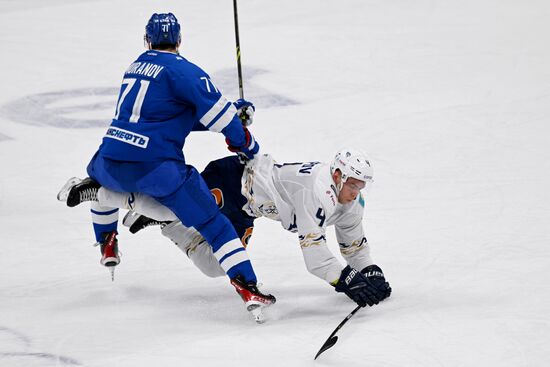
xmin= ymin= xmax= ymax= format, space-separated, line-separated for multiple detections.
xmin=335 ymin=173 xmax=347 ymax=193
xmin=336 ymin=180 xmax=344 ymax=192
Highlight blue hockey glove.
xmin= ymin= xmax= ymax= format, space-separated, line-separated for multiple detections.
xmin=335 ymin=265 xmax=379 ymax=307
xmin=361 ymin=264 xmax=392 ymax=301
xmin=226 ymin=127 xmax=260 ymax=160
xmin=233 ymin=98 xmax=255 ymax=126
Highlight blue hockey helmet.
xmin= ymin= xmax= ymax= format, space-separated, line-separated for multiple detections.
xmin=145 ymin=13 xmax=181 ymax=46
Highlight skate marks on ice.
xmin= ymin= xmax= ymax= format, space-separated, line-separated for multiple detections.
xmin=0 ymin=352 xmax=81 ymax=367
xmin=0 ymin=326 xmax=31 ymax=351
xmin=0 ymin=326 xmax=82 ymax=366
xmin=0 ymin=67 xmax=297 ymax=129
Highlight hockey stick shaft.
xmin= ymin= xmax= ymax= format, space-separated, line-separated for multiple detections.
xmin=233 ymin=0 xmax=245 ymax=99
xmin=314 ymin=305 xmax=362 ymax=360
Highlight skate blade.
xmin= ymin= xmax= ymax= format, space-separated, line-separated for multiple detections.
xmin=108 ymin=266 xmax=115 ymax=282
xmin=247 ymin=303 xmax=268 ymax=324
xmin=57 ymin=177 xmax=82 ymax=202
xmin=101 ymin=260 xmax=119 ymax=282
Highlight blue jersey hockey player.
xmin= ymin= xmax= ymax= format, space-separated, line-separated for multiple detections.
xmin=57 ymin=13 xmax=275 ymax=318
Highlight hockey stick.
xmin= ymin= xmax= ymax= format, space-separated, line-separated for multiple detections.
xmin=233 ymin=0 xmax=245 ymax=100
xmin=314 ymin=305 xmax=362 ymax=360
xmin=232 ymin=0 xmax=252 ymax=127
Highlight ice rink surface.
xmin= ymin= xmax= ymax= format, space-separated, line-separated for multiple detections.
xmin=0 ymin=0 xmax=549 ymax=366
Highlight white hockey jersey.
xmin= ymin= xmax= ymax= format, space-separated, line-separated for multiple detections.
xmin=241 ymin=154 xmax=373 ymax=284
xmin=96 ymin=154 xmax=375 ymax=285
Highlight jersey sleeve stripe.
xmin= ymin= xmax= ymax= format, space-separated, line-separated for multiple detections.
xmin=199 ymin=96 xmax=230 ymax=128
xmin=206 ymin=103 xmax=237 ymax=132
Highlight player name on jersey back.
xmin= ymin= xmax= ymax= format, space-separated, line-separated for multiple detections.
xmin=124 ymin=62 xmax=165 ymax=79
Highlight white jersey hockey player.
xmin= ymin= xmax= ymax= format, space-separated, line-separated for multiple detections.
xmin=64 ymin=148 xmax=392 ymax=308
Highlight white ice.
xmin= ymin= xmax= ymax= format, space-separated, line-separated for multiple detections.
xmin=0 ymin=0 xmax=549 ymax=366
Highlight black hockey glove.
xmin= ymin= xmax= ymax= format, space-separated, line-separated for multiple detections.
xmin=334 ymin=265 xmax=379 ymax=307
xmin=361 ymin=264 xmax=392 ymax=301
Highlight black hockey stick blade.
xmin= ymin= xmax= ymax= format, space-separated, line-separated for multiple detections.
xmin=314 ymin=305 xmax=362 ymax=360
xmin=314 ymin=336 xmax=339 ymax=360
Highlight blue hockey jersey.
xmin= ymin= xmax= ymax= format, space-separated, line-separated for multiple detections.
xmin=98 ymin=50 xmax=245 ymax=162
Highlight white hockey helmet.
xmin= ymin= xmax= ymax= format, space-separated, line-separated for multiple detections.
xmin=330 ymin=148 xmax=374 ymax=184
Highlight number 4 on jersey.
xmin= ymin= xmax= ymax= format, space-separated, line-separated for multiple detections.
xmin=316 ymin=208 xmax=326 ymax=227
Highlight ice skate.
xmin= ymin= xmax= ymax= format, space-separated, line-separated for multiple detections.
xmin=122 ymin=211 xmax=171 ymax=234
xmin=57 ymin=177 xmax=100 ymax=207
xmin=96 ymin=231 xmax=120 ymax=281
xmin=230 ymin=276 xmax=276 ymax=324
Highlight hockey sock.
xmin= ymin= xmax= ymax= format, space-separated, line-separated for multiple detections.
xmin=195 ymin=213 xmax=257 ymax=283
xmin=91 ymin=202 xmax=119 ymax=243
